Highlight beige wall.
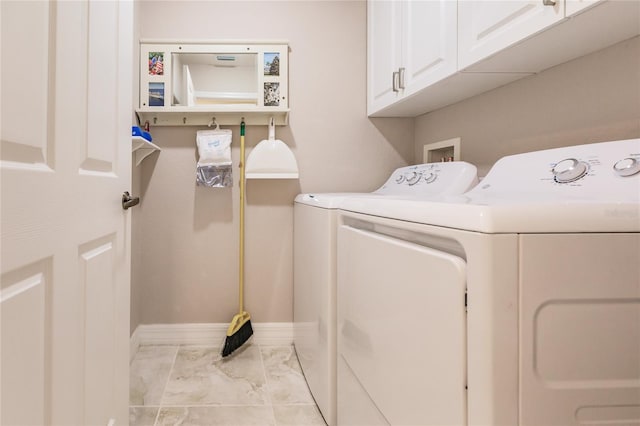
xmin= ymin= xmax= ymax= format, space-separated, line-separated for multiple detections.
xmin=415 ymin=36 xmax=640 ymax=176
xmin=131 ymin=1 xmax=414 ymax=328
xmin=132 ymin=4 xmax=639 ymax=331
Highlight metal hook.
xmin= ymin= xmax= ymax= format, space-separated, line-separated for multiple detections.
xmin=208 ymin=117 xmax=218 ymax=128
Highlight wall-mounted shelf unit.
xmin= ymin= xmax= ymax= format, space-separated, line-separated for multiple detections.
xmin=137 ymin=40 xmax=289 ymax=126
xmin=132 ymin=136 xmax=160 ymax=166
xmin=136 ymin=108 xmax=288 ymax=127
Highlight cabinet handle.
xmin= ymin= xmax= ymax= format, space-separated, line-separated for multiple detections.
xmin=542 ymin=0 xmax=556 ymax=5
xmin=392 ymin=71 xmax=400 ymax=92
xmin=398 ymin=67 xmax=406 ymax=90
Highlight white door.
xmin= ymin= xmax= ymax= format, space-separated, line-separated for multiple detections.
xmin=1 ymin=1 xmax=132 ymax=425
xmin=367 ymin=0 xmax=402 ymax=115
xmin=402 ymin=0 xmax=457 ymax=97
xmin=458 ymin=0 xmax=565 ymax=69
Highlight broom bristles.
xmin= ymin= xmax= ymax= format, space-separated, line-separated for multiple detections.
xmin=222 ymin=317 xmax=253 ymax=357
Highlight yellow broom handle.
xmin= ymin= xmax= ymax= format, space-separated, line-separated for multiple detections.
xmin=239 ymin=121 xmax=246 ymax=314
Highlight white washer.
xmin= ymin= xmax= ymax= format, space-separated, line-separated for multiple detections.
xmin=337 ymin=138 xmax=640 ymax=426
xmin=293 ymin=162 xmax=479 ymax=426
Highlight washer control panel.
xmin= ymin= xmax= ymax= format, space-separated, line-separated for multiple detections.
xmin=467 ymin=138 xmax=640 ymax=202
xmin=375 ymin=162 xmax=478 ymax=197
xmin=550 ymin=152 xmax=640 ymax=184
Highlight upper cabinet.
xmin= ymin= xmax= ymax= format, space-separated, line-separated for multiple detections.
xmin=565 ymin=0 xmax=601 ymax=16
xmin=368 ymin=0 xmax=402 ymax=114
xmin=458 ymin=0 xmax=564 ymax=71
xmin=137 ymin=41 xmax=289 ymax=126
xmin=368 ymin=0 xmax=640 ymax=117
xmin=368 ymin=0 xmax=457 ymax=115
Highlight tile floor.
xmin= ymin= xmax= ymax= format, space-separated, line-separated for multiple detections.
xmin=130 ymin=343 xmax=327 ymax=426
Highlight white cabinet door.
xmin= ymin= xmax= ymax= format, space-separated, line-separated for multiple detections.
xmin=367 ymin=0 xmax=402 ymax=115
xmin=402 ymin=0 xmax=457 ymax=97
xmin=1 ymin=1 xmax=132 ymax=425
xmin=565 ymin=0 xmax=601 ymax=16
xmin=368 ymin=0 xmax=457 ymax=115
xmin=458 ymin=0 xmax=565 ymax=70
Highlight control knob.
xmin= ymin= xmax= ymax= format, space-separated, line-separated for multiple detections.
xmin=406 ymin=171 xmax=422 ymax=185
xmin=552 ymin=158 xmax=588 ymax=183
xmin=613 ymin=157 xmax=640 ymax=177
xmin=424 ymin=172 xmax=437 ymax=183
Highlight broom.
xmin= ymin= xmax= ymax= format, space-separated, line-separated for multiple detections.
xmin=222 ymin=119 xmax=253 ymax=357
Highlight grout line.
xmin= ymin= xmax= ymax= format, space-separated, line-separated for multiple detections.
xmin=153 ymin=345 xmax=180 ymax=426
xmin=257 ymin=343 xmax=278 ymax=425
xmin=133 ymin=402 xmax=318 ymax=408
xmin=149 ymin=403 xmax=272 ymax=408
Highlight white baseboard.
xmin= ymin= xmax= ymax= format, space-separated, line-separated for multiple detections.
xmin=130 ymin=322 xmax=294 ymax=352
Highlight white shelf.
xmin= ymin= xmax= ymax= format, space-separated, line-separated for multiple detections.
xmin=246 ymin=172 xmax=299 ymax=179
xmin=136 ymin=108 xmax=289 ymax=127
xmin=132 ymin=136 xmax=160 ymax=166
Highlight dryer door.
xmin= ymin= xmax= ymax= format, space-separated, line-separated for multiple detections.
xmin=337 ymin=225 xmax=467 ymax=425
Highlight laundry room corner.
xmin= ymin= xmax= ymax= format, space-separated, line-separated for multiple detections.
xmin=129 ymin=0 xmax=416 ymax=340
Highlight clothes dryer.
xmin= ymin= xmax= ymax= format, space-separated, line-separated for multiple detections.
xmin=336 ymin=138 xmax=640 ymax=426
xmin=293 ymin=162 xmax=478 ymax=426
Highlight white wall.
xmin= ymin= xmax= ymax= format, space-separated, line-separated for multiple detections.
xmin=415 ymin=36 xmax=640 ymax=176
xmin=131 ymin=1 xmax=414 ymax=328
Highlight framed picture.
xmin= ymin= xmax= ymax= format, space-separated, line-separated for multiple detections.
xmin=149 ymin=82 xmax=165 ymax=106
xmin=264 ymin=82 xmax=280 ymax=106
xmin=264 ymin=52 xmax=280 ymax=76
xmin=149 ymin=52 xmax=164 ymax=75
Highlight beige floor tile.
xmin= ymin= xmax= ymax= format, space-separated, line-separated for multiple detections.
xmin=130 ymin=346 xmax=179 ymax=405
xmin=261 ymin=346 xmax=315 ymax=405
xmin=130 ymin=342 xmax=325 ymax=425
xmin=273 ymin=405 xmax=327 ymax=426
xmin=129 ymin=406 xmax=159 ymax=426
xmin=162 ymin=344 xmax=269 ymax=406
xmin=156 ymin=406 xmax=275 ymax=426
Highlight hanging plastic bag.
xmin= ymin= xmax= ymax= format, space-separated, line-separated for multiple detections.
xmin=196 ymin=127 xmax=233 ymax=187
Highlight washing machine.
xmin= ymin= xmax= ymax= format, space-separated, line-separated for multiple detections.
xmin=293 ymin=162 xmax=479 ymax=426
xmin=336 ymin=138 xmax=640 ymax=426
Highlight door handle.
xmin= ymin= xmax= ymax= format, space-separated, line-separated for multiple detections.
xmin=122 ymin=191 xmax=140 ymax=210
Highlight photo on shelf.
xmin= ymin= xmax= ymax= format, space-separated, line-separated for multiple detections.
xmin=149 ymin=82 xmax=165 ymax=106
xmin=264 ymin=52 xmax=280 ymax=76
xmin=149 ymin=52 xmax=164 ymax=75
xmin=264 ymin=82 xmax=280 ymax=106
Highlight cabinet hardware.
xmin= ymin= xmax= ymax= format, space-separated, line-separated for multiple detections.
xmin=398 ymin=67 xmax=406 ymax=89
xmin=392 ymin=71 xmax=400 ymax=92
xmin=542 ymin=0 xmax=556 ymax=5
xmin=122 ymin=191 xmax=140 ymax=210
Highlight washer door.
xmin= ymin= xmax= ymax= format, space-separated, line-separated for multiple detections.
xmin=337 ymin=225 xmax=467 ymax=425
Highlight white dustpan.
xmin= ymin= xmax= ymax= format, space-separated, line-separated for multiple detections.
xmin=245 ymin=118 xmax=299 ymax=179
